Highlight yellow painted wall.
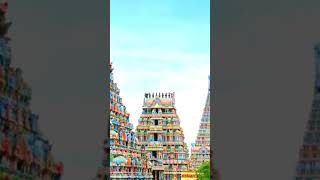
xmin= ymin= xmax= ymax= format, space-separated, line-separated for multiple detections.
xmin=181 ymin=171 xmax=197 ymax=180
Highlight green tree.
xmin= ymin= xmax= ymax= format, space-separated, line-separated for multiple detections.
xmin=196 ymin=161 xmax=210 ymax=180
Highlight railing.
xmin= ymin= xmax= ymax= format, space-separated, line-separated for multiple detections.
xmin=148 ymin=141 xmax=163 ymax=148
xmin=162 ymin=141 xmax=183 ymax=145
xmin=136 ymin=125 xmax=149 ymax=129
xmin=149 ymin=125 xmax=162 ymax=131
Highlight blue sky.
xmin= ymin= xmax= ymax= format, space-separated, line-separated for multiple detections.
xmin=111 ymin=0 xmax=210 ymax=152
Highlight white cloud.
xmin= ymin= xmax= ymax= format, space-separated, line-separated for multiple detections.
xmin=111 ymin=48 xmax=209 ymax=63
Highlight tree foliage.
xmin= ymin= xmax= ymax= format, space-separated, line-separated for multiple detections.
xmin=196 ymin=161 xmax=210 ymax=180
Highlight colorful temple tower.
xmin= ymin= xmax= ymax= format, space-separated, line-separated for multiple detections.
xmin=96 ymin=63 xmax=153 ymax=179
xmin=190 ymin=75 xmax=211 ymax=170
xmin=294 ymin=44 xmax=320 ymax=179
xmin=0 ymin=2 xmax=63 ymax=180
xmin=135 ymin=92 xmax=190 ymax=180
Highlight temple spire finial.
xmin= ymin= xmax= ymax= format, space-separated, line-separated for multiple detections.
xmin=208 ymin=75 xmax=211 ymax=91
xmin=109 ymin=61 xmax=113 ymax=73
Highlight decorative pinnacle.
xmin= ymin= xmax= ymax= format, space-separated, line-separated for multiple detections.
xmin=208 ymin=75 xmax=211 ymax=91
xmin=144 ymin=92 xmax=175 ymax=99
xmin=109 ymin=61 xmax=113 ymax=73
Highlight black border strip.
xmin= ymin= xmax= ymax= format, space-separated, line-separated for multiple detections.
xmin=210 ymin=0 xmax=216 ymax=179
xmin=106 ymin=0 xmax=110 ymax=179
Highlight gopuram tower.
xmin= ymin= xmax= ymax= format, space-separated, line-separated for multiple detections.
xmin=96 ymin=62 xmax=153 ymax=179
xmin=0 ymin=2 xmax=63 ymax=180
xmin=135 ymin=92 xmax=190 ymax=180
xmin=190 ymin=75 xmax=211 ymax=170
xmin=294 ymin=44 xmax=320 ymax=179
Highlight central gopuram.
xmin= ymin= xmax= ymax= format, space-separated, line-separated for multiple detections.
xmin=135 ymin=92 xmax=190 ymax=180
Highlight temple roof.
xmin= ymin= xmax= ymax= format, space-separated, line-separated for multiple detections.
xmin=143 ymin=92 xmax=176 ymax=108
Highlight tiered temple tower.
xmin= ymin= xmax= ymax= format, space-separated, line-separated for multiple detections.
xmin=294 ymin=44 xmax=320 ymax=179
xmin=96 ymin=63 xmax=152 ymax=179
xmin=190 ymin=75 xmax=211 ymax=170
xmin=135 ymin=92 xmax=190 ymax=180
xmin=0 ymin=2 xmax=63 ymax=180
